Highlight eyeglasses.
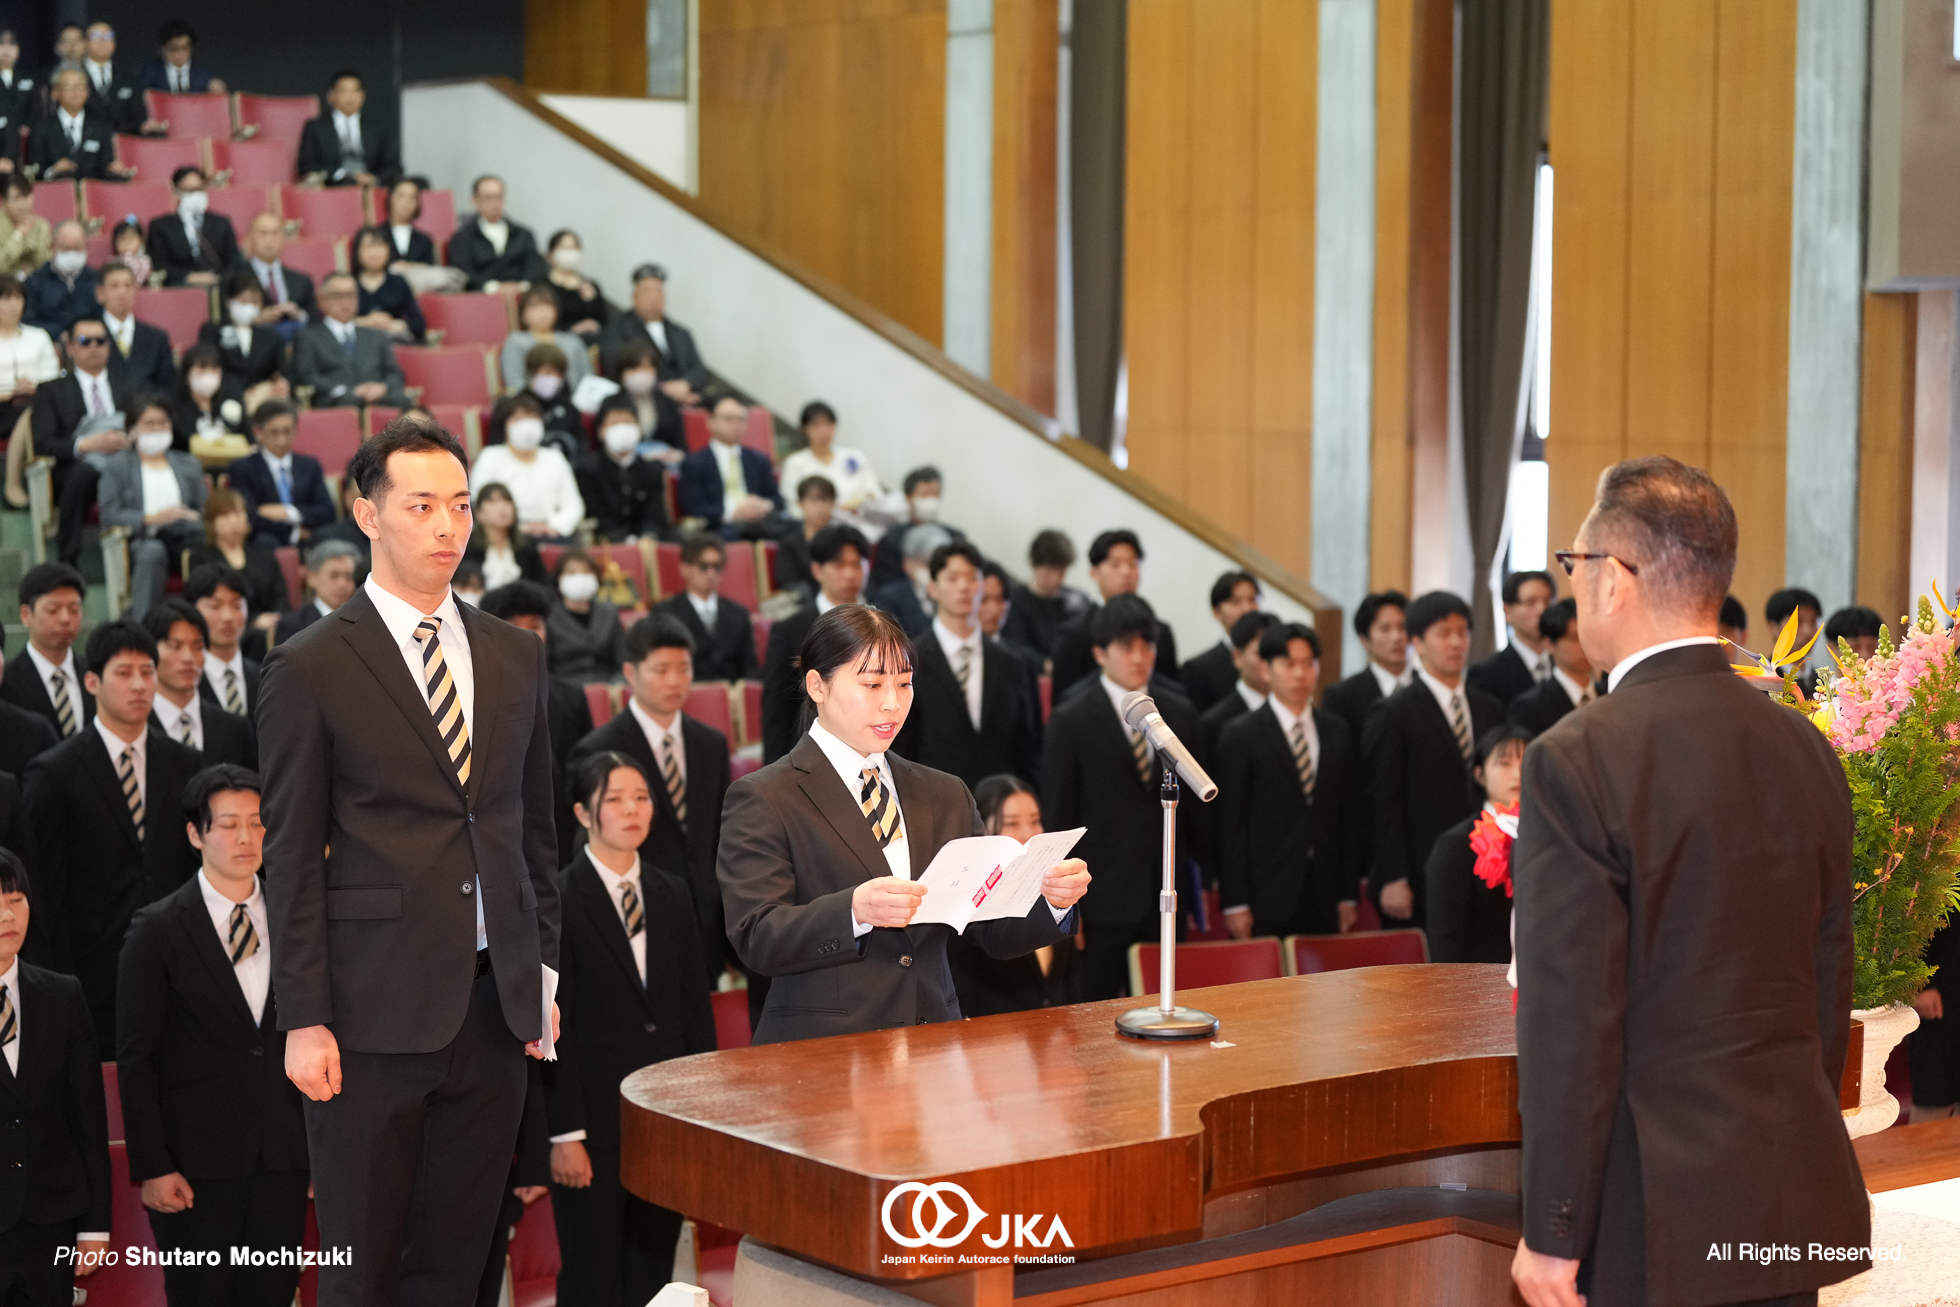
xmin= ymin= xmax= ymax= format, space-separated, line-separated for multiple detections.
xmin=70 ymin=334 xmax=106 ymax=346
xmin=688 ymin=560 xmax=725 ymax=572
xmin=1553 ymin=549 xmax=1639 ymax=577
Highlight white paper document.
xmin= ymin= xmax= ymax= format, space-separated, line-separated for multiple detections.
xmin=910 ymin=828 xmax=1087 ymax=932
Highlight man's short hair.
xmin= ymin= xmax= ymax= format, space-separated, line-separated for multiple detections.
xmin=1029 ymin=529 xmax=1076 ymax=570
xmin=182 ymin=763 xmax=261 ymax=836
xmin=329 ymin=68 xmax=363 ymax=89
xmin=1088 ymin=529 xmax=1143 ymax=567
xmin=679 ymin=532 xmax=724 ymax=567
xmin=1538 ymin=597 xmax=1578 ymax=644
xmin=0 ymin=846 xmax=29 ymax=901
xmin=85 ymin=619 xmax=158 ymax=676
xmin=1210 ymin=570 xmax=1259 ymax=610
xmin=157 ymin=19 xmax=197 ymax=45
xmin=142 ymin=597 xmax=208 ymax=647
xmin=1405 ymin=590 xmax=1473 ymax=639
xmin=902 ymin=466 xmax=942 ymax=497
xmin=183 ymin=562 xmax=249 ymax=605
xmin=478 ymin=580 xmax=553 ymax=625
xmin=347 ymin=415 xmax=468 ymax=503
xmin=708 ymin=392 xmax=744 ymax=416
xmin=1586 ymin=456 xmax=1737 ymax=617
xmin=799 ymin=400 xmax=836 ymax=429
xmin=19 ymin=561 xmax=85 ymax=610
xmin=1090 ymin=593 xmax=1158 ymax=649
xmin=305 ymin=539 xmax=361 ymax=571
xmin=251 ymin=398 xmax=297 ymax=431
xmin=623 ymin=614 xmax=695 ymax=663
xmin=170 ymin=165 xmax=205 ymax=191
xmin=99 ymin=260 xmax=137 ymax=285
xmin=1502 ymin=570 xmax=1556 ymax=604
xmin=1257 ymin=620 xmax=1321 ymax=662
xmin=795 ymin=475 xmax=836 ymax=504
xmin=319 ymin=271 xmax=356 ymax=296
xmin=809 ymin=524 xmax=871 ymax=567
xmin=981 ymin=559 xmax=1010 ymax=589
xmin=471 ymin=173 xmax=502 ymax=197
xmin=901 ymin=524 xmax=952 ymax=564
xmin=1719 ymin=595 xmax=1748 ymax=631
xmin=1765 ymin=587 xmax=1824 ymax=626
xmin=1230 ymin=609 xmax=1280 ymax=651
xmin=1823 ymin=606 xmax=1884 ymax=646
xmin=1352 ymin=589 xmax=1408 ymax=638
xmin=630 ymin=263 xmax=668 ymax=284
xmin=928 ymin=541 xmax=984 ymax=581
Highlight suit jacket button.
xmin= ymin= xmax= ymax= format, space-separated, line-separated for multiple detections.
xmin=251 ymin=1045 xmax=264 ymax=1057
xmin=899 ymin=955 xmax=913 ymax=967
xmin=461 ymin=882 xmax=473 ymax=894
xmin=644 ymin=1022 xmax=657 ymax=1032
xmin=467 ymin=812 xmax=475 ymax=824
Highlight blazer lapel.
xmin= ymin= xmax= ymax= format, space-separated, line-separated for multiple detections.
xmin=574 ymin=863 xmax=649 ymax=1003
xmin=456 ymin=604 xmax=498 ymax=800
xmin=978 ymin=642 xmax=1009 ymax=732
xmin=1092 ymin=689 xmax=1153 ymax=794
xmin=177 ymin=884 xmax=257 ymax=1031
xmin=789 ymin=735 xmax=890 ymax=883
xmin=335 ymin=590 xmax=466 ymax=801
xmin=1410 ymin=683 xmax=1468 ymax=769
xmin=82 ymin=732 xmax=143 ymax=852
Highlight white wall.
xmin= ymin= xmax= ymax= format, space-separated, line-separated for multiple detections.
xmin=403 ymin=81 xmax=1320 ymax=653
xmin=536 ymin=95 xmax=691 ymax=190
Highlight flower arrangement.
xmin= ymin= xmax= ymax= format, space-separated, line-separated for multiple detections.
xmin=1470 ymin=802 xmax=1519 ymax=897
xmin=1730 ymin=594 xmax=1960 ymax=1009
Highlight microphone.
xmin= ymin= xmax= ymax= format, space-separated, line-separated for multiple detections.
xmin=1119 ymin=691 xmax=1219 ymax=802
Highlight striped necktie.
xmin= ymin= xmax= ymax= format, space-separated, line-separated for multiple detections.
xmin=660 ymin=737 xmax=686 ymax=829
xmin=49 ymin=668 xmax=76 ymax=736
xmin=859 ymin=766 xmax=902 ymax=848
xmin=1450 ymin=691 xmax=1473 ymax=765
xmin=956 ymin=645 xmax=972 ymax=691
xmin=222 ymin=667 xmax=243 ymax=715
xmin=0 ymin=981 xmax=14 ymax=1050
xmin=1290 ymin=720 xmax=1316 ymax=800
xmin=228 ymin=902 xmax=258 ymax=964
xmin=1131 ymin=727 xmax=1153 ymax=787
xmin=118 ymin=745 xmax=144 ymax=842
xmin=413 ymin=618 xmax=473 ymax=787
xmin=619 ymin=881 xmax=644 ymax=939
xmin=177 ymin=710 xmax=195 ymax=747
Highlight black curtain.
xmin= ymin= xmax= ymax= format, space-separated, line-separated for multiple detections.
xmin=1458 ymin=0 xmax=1548 ymax=655
xmin=1069 ymin=0 xmax=1125 ymax=454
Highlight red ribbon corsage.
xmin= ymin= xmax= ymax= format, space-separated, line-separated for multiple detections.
xmin=1469 ymin=802 xmax=1519 ymax=899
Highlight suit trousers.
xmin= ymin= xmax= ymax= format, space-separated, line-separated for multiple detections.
xmin=146 ymin=1168 xmax=309 ymax=1307
xmin=0 ymin=1218 xmax=77 ymax=1307
xmin=54 ymin=460 xmax=98 ymax=565
xmin=305 ymin=967 xmax=527 ymax=1307
xmin=474 ymin=1183 xmax=525 ymax=1307
xmin=550 ymin=1144 xmax=682 ymax=1307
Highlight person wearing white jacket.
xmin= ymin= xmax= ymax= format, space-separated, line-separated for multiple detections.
xmin=470 ymin=395 xmax=586 ymax=539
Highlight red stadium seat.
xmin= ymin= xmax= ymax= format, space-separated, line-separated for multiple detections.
xmin=237 ymin=93 xmax=319 ymax=141
xmin=711 ymin=988 xmax=751 ymax=1050
xmin=277 ymin=235 xmax=340 ymax=283
xmin=85 ymin=231 xmax=111 ymax=267
xmin=30 ymin=180 xmax=77 ymax=225
xmin=720 ymin=540 xmax=759 ymax=613
xmin=419 ymin=292 xmax=512 ymax=349
xmin=755 ymin=539 xmax=778 ymax=596
xmin=1128 ymin=938 xmax=1285 ymax=997
xmin=362 ymin=406 xmax=399 ymax=437
xmin=426 ymin=403 xmax=483 ymax=455
xmin=744 ymin=405 xmax=774 ymax=461
xmin=594 ymin=543 xmax=649 ymax=607
xmin=103 ymin=1061 xmax=123 ymax=1141
xmin=133 ymin=287 xmax=212 ymax=354
xmin=145 ymin=90 xmax=233 ymax=139
xmin=281 ymin=186 xmax=366 ymax=240
xmin=584 ymin=682 xmax=616 ymax=726
xmin=275 ymin=547 xmax=303 ymax=609
xmin=752 ymin=615 xmax=772 ymax=657
xmin=653 ymin=542 xmax=683 ymax=597
xmin=1187 ymin=886 xmax=1231 ymax=942
xmin=741 ymin=679 xmax=763 ymax=747
xmin=685 ymin=683 xmax=735 ymax=744
xmin=372 ymin=185 xmax=459 ymax=248
xmin=397 ymin=346 xmax=495 ymax=407
xmin=1286 ymin=929 xmax=1430 ymax=975
xmin=94 ymin=1142 xmax=166 ymax=1301
xmin=730 ymin=754 xmax=762 ymax=782
xmin=202 ymin=183 xmax=278 ymax=234
xmin=293 ymin=408 xmax=361 ymax=477
xmin=506 ymin=1197 xmax=561 ymax=1307
xmin=210 ymin=137 xmax=298 ymax=186
xmin=682 ymin=405 xmax=709 ymax=453
xmin=115 ymin=133 xmax=207 ymax=181
xmin=82 ymin=179 xmax=174 ymax=225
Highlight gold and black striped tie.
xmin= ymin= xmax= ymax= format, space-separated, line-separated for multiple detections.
xmin=178 ymin=711 xmax=196 ymax=747
xmin=228 ymin=902 xmax=258 ymax=964
xmin=118 ymin=745 xmax=144 ymax=841
xmin=0 ymin=982 xmax=15 ymax=1050
xmin=620 ymin=881 xmax=644 ymax=938
xmin=661 ymin=740 xmax=687 ymax=829
xmin=223 ymin=667 xmax=244 ymax=716
xmin=1130 ymin=728 xmax=1153 ymax=787
xmin=859 ymin=766 xmax=902 ymax=848
xmin=956 ymin=646 xmax=972 ymax=692
xmin=1291 ymin=720 xmax=1316 ymax=800
xmin=413 ymin=618 xmax=472 ymax=787
xmin=50 ymin=669 xmax=76 ymax=736
xmin=1450 ymin=692 xmax=1473 ymax=765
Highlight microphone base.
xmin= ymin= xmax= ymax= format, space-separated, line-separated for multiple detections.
xmin=1114 ymin=1006 xmax=1220 ymax=1041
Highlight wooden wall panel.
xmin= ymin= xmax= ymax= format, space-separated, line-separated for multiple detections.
xmin=1403 ymin=0 xmax=1454 ymax=587
xmin=526 ymin=0 xmax=647 ymax=96
xmin=990 ymin=0 xmax=1058 ymax=414
xmin=1124 ymin=0 xmax=1315 ymax=581
xmin=697 ymin=0 xmax=947 ymax=345
xmin=1370 ymin=0 xmax=1415 ymax=593
xmin=1858 ymin=293 xmax=1916 ymax=626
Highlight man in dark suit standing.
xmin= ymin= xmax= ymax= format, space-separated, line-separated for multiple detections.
xmin=1361 ymin=591 xmax=1503 ymax=930
xmin=596 ymin=264 xmax=709 ymax=405
xmin=22 ymin=621 xmax=203 ymax=1055
xmin=295 ymin=70 xmax=400 ymax=188
xmin=1510 ymin=457 xmax=1870 ymax=1307
xmin=1218 ymin=623 xmax=1364 ymax=940
xmin=228 ymin=400 xmax=337 ymax=550
xmin=97 ymin=259 xmax=178 ymax=396
xmin=1043 ymin=595 xmax=1207 ymax=1000
xmin=1178 ymin=570 xmax=1262 ymax=712
xmin=567 ymin=616 xmax=732 ymax=986
xmin=893 ymin=542 xmax=1040 ymax=788
xmin=1507 ymin=597 xmax=1595 ymax=737
xmin=260 ymin=417 xmax=561 ymax=1307
xmin=273 ymin=540 xmax=360 ymax=647
xmin=1048 ymin=530 xmax=1182 ymax=701
xmin=145 ymin=166 xmax=240 ymax=288
xmin=1466 ymin=569 xmax=1557 ymax=706
xmin=116 ymin=765 xmax=309 ymax=1306
xmin=144 ymin=600 xmax=257 ymax=769
xmin=676 ymin=394 xmax=781 ymax=538
xmin=2 ymin=563 xmax=93 ymax=737
xmin=761 ymin=525 xmax=871 ymax=762
xmin=446 ymin=175 xmax=547 ymax=291
xmin=652 ymin=533 xmax=759 ymax=682
xmin=185 ymin=565 xmax=262 ymax=718
xmin=1319 ymin=590 xmax=1410 ymax=743
xmin=1197 ymin=611 xmax=1279 ymax=753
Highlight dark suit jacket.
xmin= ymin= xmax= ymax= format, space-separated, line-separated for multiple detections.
xmin=150 ymin=702 xmax=256 ymax=770
xmin=1216 ymin=704 xmax=1365 ymax=936
xmin=1320 ymin=666 xmax=1391 ymax=745
xmin=115 ymin=875 xmax=308 ymax=1182
xmin=597 ymin=314 xmax=708 ymax=388
xmin=575 ymin=452 xmax=671 ymax=543
xmin=31 ymin=107 xmax=120 ymax=177
xmin=1048 ymin=607 xmax=1181 ymax=703
xmin=0 ymin=655 xmax=90 ymax=739
xmin=82 ymin=64 xmax=144 ymax=133
xmin=295 ymin=112 xmax=401 ymax=186
xmin=198 ymin=656 xmax=261 ymax=718
xmin=197 ymin=320 xmax=288 ymax=390
xmin=258 ymin=588 xmax=561 ymax=1052
xmin=567 ymin=709 xmax=730 ymax=983
xmin=225 ymin=449 xmax=335 ymax=549
xmin=105 ymin=318 xmax=179 ymax=401
xmin=386 ymin=226 xmax=436 ymax=266
xmin=676 ymin=445 xmax=781 ymax=528
xmin=1422 ymin=814 xmax=1510 ymax=964
xmin=136 ymin=59 xmax=219 ymax=93
xmin=227 ymin=260 xmax=316 ymax=322
xmin=0 ymin=772 xmax=41 ymax=966
xmin=871 ymin=521 xmax=968 ymax=590
xmin=1513 ymin=644 xmax=1869 ymax=1303
xmin=1466 ymin=643 xmax=1541 ymax=706
xmin=546 ymin=676 xmax=593 ymax=867
xmin=21 ymin=725 xmax=204 ymax=1036
xmin=446 ymin=218 xmax=547 ymax=290
xmin=948 ymin=934 xmax=1080 ymax=1018
xmin=146 ymin=211 xmax=240 ymax=286
xmin=542 ymin=857 xmax=714 ymax=1150
xmin=545 ymin=600 xmax=622 ymax=684
xmin=0 ymin=964 xmax=110 ymax=1235
xmin=868 ymin=578 xmax=931 ymax=638
xmin=652 ymin=594 xmax=757 ymax=683
xmin=1042 ymin=682 xmax=1207 ymax=927
xmin=1508 ymin=675 xmax=1582 ymax=737
xmin=22 ymin=265 xmax=100 ymax=334
xmin=892 ymin=635 xmax=1039 ymax=789
xmin=29 ymin=368 xmax=131 ymax=469
xmin=274 ymin=602 xmax=326 ymax=646
xmin=1198 ymin=686 xmax=1253 ymax=755
xmin=291 ymin=320 xmax=407 ymax=407
xmin=760 ymin=604 xmax=819 ymax=763
xmin=1179 ymin=640 xmax=1238 ymax=713
xmin=0 ymin=699 xmax=57 ymax=778
xmin=1361 ymin=676 xmax=1504 ymax=928
xmin=719 ymin=734 xmax=1073 ymax=1044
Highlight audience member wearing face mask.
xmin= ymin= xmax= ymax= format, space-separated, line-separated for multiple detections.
xmin=196 ymin=269 xmax=290 ymax=396
xmin=543 ymin=229 xmax=612 ymax=336
xmin=96 ymin=395 xmax=207 ymax=618
xmin=573 ymin=397 xmax=674 ymax=544
xmin=170 ymin=342 xmax=246 ymax=442
xmin=469 ymin=395 xmax=587 ymax=541
xmin=502 ymin=284 xmax=591 ymax=392
xmin=871 ymin=465 xmax=966 ymax=589
xmin=545 ymin=549 xmax=625 ymax=683
xmin=462 ymin=482 xmax=548 ymax=592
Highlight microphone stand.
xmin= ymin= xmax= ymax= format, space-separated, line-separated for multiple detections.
xmin=1115 ymin=755 xmax=1220 ymax=1041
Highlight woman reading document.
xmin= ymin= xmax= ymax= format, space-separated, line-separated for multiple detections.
xmin=718 ymin=605 xmax=1092 ymax=1044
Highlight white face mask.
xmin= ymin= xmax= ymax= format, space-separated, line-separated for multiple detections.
xmin=911 ymin=495 xmax=942 ymax=524
xmin=136 ymin=430 xmax=174 ymax=458
xmin=622 ymin=370 xmax=657 ymax=397
xmin=188 ymin=370 xmax=221 ymax=398
xmin=558 ymin=571 xmax=599 ymax=602
xmin=52 ymin=249 xmax=86 ymax=276
xmin=549 ymin=247 xmax=581 ymax=271
xmin=601 ymin=422 xmax=639 ymax=456
xmin=178 ymin=190 xmax=207 ymax=221
xmin=504 ymin=418 xmax=545 ymax=452
xmin=529 ymin=373 xmax=562 ymax=400
xmin=228 ymin=301 xmax=259 ymax=327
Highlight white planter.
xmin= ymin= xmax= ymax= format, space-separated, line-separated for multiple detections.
xmin=1844 ymin=1003 xmax=1921 ymax=1138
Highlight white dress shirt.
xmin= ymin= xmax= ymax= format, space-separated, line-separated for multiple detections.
xmin=249 ymin=258 xmax=291 ymax=308
xmin=644 ymin=318 xmax=669 ymax=355
xmin=480 ymin=542 xmax=522 ymax=590
xmin=1415 ymin=664 xmax=1471 ymax=735
xmin=709 ymin=440 xmax=746 ymax=521
xmin=259 ymin=449 xmax=301 ymax=544
xmin=154 ymin=691 xmax=205 ymax=749
xmin=24 ymin=643 xmax=79 ymax=723
xmin=1234 ymin=680 xmax=1266 ymax=713
xmin=1552 ymin=665 xmax=1590 ymax=708
xmin=391 ymin=224 xmax=417 ymax=258
xmin=57 ymin=105 xmax=84 ymax=148
xmin=1606 ymin=635 xmax=1722 ymax=694
xmin=102 ymin=310 xmax=134 ymax=356
xmin=1368 ymin=659 xmax=1412 ymax=699
xmin=198 ymin=870 xmax=270 ymax=1024
xmin=810 ymin=721 xmax=912 ymax=937
xmin=326 ymin=316 xmax=357 ymax=349
xmin=85 ymin=59 xmax=111 ymax=92
xmin=139 ymin=459 xmax=182 ymax=514
xmin=203 ymin=648 xmax=247 ymax=707
xmin=686 ymin=591 xmax=718 ymax=629
xmin=364 ymin=577 xmax=484 ymax=949
xmin=332 ymin=109 xmax=362 ymax=155
xmin=1101 ymin=674 xmax=1144 ymax=744
xmin=74 ymin=365 xmax=112 ymax=417
xmin=95 ymin=717 xmax=146 ymax=811
xmin=931 ymin=617 xmax=984 ymax=730
xmin=478 ymin=219 xmax=509 ymax=257
xmin=628 ymin=698 xmax=687 ymax=793
xmin=0 ymin=957 xmax=19 ymax=1076
xmin=547 ymin=848 xmax=646 ymax=1146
